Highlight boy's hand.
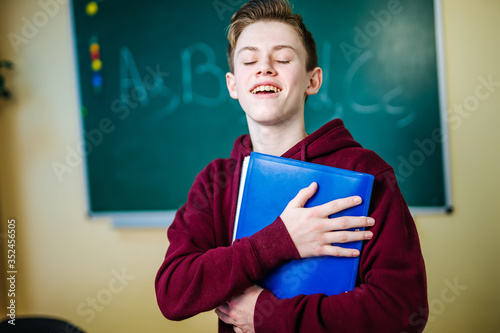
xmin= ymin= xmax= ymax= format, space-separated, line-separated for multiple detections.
xmin=215 ymin=285 xmax=264 ymax=333
xmin=280 ymin=182 xmax=375 ymax=259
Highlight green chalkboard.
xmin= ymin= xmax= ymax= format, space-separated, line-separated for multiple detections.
xmin=71 ymin=0 xmax=451 ymax=223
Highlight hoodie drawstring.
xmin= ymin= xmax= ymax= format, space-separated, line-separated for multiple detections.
xmin=300 ymin=142 xmax=308 ymax=162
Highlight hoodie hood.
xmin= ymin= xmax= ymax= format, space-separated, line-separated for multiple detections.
xmin=230 ymin=119 xmax=362 ymax=163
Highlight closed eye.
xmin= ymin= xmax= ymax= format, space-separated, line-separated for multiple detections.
xmin=243 ymin=61 xmax=257 ymax=66
xmin=276 ymin=60 xmax=290 ymax=64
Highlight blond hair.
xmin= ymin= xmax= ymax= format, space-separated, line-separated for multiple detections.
xmin=227 ymin=0 xmax=318 ymax=73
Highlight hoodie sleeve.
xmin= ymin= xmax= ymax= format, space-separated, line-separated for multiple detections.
xmin=253 ymin=168 xmax=428 ymax=333
xmin=155 ymin=161 xmax=300 ymax=321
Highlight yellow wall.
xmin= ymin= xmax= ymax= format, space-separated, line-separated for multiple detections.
xmin=0 ymin=0 xmax=499 ymax=332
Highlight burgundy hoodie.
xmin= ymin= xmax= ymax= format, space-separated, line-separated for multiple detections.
xmin=155 ymin=119 xmax=428 ymax=332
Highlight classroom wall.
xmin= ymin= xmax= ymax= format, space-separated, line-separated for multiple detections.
xmin=0 ymin=0 xmax=499 ymax=332
xmin=416 ymin=0 xmax=500 ymax=331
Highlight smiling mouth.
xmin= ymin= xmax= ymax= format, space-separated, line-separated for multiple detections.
xmin=251 ymin=85 xmax=282 ymax=94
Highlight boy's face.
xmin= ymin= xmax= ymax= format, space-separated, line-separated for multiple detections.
xmin=226 ymin=21 xmax=322 ymax=128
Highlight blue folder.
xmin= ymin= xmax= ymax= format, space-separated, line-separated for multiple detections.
xmin=233 ymin=152 xmax=374 ymax=299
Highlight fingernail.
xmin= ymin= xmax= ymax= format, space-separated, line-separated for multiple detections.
xmin=367 ymin=218 xmax=375 ymax=225
xmin=309 ymin=182 xmax=316 ymax=188
xmin=354 ymin=197 xmax=362 ymax=204
xmin=352 ymin=250 xmax=360 ymax=256
xmin=365 ymin=232 xmax=372 ymax=239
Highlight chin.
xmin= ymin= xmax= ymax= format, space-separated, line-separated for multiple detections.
xmin=247 ymin=114 xmax=292 ymax=128
xmin=244 ymin=108 xmax=282 ymax=124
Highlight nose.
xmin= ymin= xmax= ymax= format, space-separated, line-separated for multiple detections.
xmin=256 ymin=58 xmax=276 ymax=76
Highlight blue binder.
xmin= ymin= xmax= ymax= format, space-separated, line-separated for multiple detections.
xmin=233 ymin=152 xmax=374 ymax=299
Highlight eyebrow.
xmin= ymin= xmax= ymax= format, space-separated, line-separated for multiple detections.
xmin=236 ymin=45 xmax=298 ymax=56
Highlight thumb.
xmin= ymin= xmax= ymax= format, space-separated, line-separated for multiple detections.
xmin=289 ymin=182 xmax=318 ymax=208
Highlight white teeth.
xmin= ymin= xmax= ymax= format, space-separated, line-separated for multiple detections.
xmin=251 ymin=85 xmax=281 ymax=94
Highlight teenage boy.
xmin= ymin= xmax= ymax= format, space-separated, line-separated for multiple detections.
xmin=156 ymin=1 xmax=428 ymax=332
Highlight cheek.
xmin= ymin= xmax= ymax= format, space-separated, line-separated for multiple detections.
xmin=233 ymin=72 xmax=249 ymax=93
xmin=288 ymin=70 xmax=309 ymax=92
xmin=284 ymin=73 xmax=304 ymax=93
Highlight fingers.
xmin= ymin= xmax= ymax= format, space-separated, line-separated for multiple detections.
xmin=243 ymin=285 xmax=263 ymax=294
xmin=322 ymin=228 xmax=373 ymax=245
xmin=316 ymin=195 xmax=363 ymax=217
xmin=218 ymin=302 xmax=230 ymax=313
xmin=317 ymin=220 xmax=374 ymax=258
xmin=288 ymin=182 xmax=318 ymax=208
xmin=321 ymin=216 xmax=375 ymax=233
xmin=215 ymin=307 xmax=234 ymax=325
xmin=320 ymin=245 xmax=362 ymax=257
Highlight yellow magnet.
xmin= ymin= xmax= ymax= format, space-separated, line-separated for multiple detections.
xmin=86 ymin=2 xmax=99 ymax=16
xmin=91 ymin=59 xmax=102 ymax=72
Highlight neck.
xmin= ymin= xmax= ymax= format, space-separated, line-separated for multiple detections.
xmin=247 ymin=116 xmax=307 ymax=157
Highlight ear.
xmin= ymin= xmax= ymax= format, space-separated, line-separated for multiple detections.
xmin=226 ymin=72 xmax=238 ymax=99
xmin=305 ymin=67 xmax=323 ymax=96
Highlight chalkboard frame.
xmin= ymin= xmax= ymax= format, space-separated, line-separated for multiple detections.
xmin=68 ymin=0 xmax=452 ymax=227
xmin=414 ymin=0 xmax=452 ymax=216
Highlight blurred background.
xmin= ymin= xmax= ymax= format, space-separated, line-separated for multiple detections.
xmin=0 ymin=0 xmax=499 ymax=332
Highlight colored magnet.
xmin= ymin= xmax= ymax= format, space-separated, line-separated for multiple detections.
xmin=92 ymin=73 xmax=103 ymax=87
xmin=90 ymin=50 xmax=100 ymax=60
xmin=89 ymin=43 xmax=99 ymax=54
xmin=91 ymin=59 xmax=102 ymax=72
xmin=86 ymin=2 xmax=99 ymax=16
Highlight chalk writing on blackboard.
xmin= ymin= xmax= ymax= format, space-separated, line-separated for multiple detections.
xmin=344 ymin=50 xmax=414 ymax=127
xmin=181 ymin=42 xmax=227 ymax=108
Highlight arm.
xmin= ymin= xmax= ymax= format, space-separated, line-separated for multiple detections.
xmin=156 ymin=163 xmax=373 ymax=322
xmin=251 ymin=168 xmax=428 ymax=333
xmin=216 ymin=182 xmax=376 ymax=332
xmin=155 ymin=162 xmax=300 ymax=320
